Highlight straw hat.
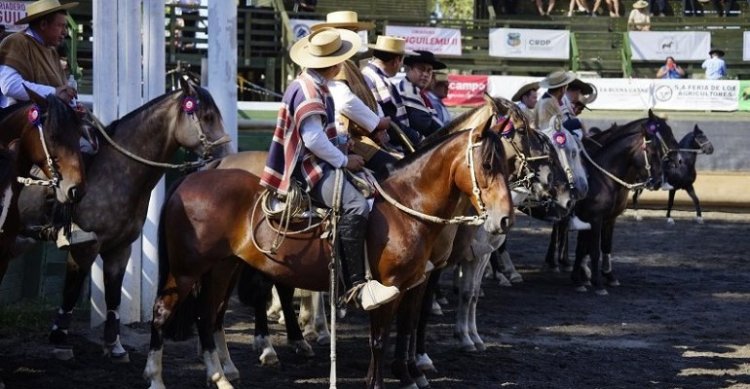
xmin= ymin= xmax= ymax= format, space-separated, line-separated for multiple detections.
xmin=511 ymin=81 xmax=540 ymax=102
xmin=633 ymin=0 xmax=649 ymax=9
xmin=540 ymin=71 xmax=577 ymax=89
xmin=290 ymin=28 xmax=361 ymax=69
xmin=16 ymin=0 xmax=78 ymax=25
xmin=567 ymin=79 xmax=594 ymax=95
xmin=404 ymin=50 xmax=446 ymax=70
xmin=310 ymin=11 xmax=374 ymax=32
xmin=367 ymin=35 xmax=418 ymax=56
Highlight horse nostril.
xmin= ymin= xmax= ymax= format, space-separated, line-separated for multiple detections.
xmin=500 ymin=216 xmax=512 ymax=233
xmin=68 ymin=186 xmax=84 ymax=203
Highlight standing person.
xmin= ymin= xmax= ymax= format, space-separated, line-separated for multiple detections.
xmin=177 ymin=0 xmax=199 ymax=51
xmin=310 ymin=11 xmax=398 ymax=174
xmin=656 ymin=56 xmax=686 ymax=79
xmin=260 ymin=28 xmax=399 ymax=311
xmin=0 ymin=0 xmax=78 ymax=108
xmin=702 ymin=49 xmax=727 ymax=80
xmin=361 ymin=35 xmax=422 ymax=149
xmin=627 ymin=0 xmax=651 ymax=31
xmin=512 ymin=81 xmax=539 ymax=127
xmin=426 ymin=72 xmax=451 ymax=125
xmin=0 ymin=0 xmax=96 ymax=248
xmin=398 ymin=50 xmax=446 ymax=138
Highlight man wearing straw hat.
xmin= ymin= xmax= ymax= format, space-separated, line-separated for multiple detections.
xmin=361 ymin=36 xmax=423 ymax=149
xmin=0 ymin=0 xmax=78 ymax=108
xmin=311 ymin=11 xmax=400 ymax=174
xmin=398 ymin=50 xmax=446 ymax=138
xmin=627 ymin=1 xmax=651 ymax=32
xmin=511 ymin=81 xmax=539 ymax=128
xmin=260 ymin=28 xmax=399 ymax=311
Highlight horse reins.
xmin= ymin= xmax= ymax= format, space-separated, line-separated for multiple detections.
xmin=88 ymin=95 xmax=231 ymax=171
xmin=580 ymin=132 xmax=662 ymax=190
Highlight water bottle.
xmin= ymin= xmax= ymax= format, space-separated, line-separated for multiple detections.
xmin=67 ymin=74 xmax=78 ymax=108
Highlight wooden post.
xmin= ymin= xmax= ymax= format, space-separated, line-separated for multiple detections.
xmin=208 ymin=0 xmax=238 ymax=152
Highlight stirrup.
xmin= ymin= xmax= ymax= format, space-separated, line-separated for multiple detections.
xmin=56 ymin=223 xmax=97 ymax=250
xmin=568 ymin=215 xmax=591 ymax=231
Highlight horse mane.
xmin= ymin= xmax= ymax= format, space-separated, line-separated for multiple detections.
xmin=0 ymin=147 xmax=15 ymax=191
xmin=43 ymin=95 xmax=81 ymax=144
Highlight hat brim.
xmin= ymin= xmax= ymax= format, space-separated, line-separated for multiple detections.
xmin=15 ymin=2 xmax=78 ymax=25
xmin=311 ymin=21 xmax=375 ymax=32
xmin=290 ymin=29 xmax=361 ymax=69
xmin=567 ymin=79 xmax=594 ymax=95
xmin=540 ymin=72 xmax=577 ymax=89
xmin=512 ymin=82 xmax=540 ymax=102
xmin=404 ymin=57 xmax=447 ymax=70
xmin=709 ymin=49 xmax=725 ymax=56
xmin=367 ymin=43 xmax=418 ymax=56
xmin=633 ymin=1 xmax=649 ymax=8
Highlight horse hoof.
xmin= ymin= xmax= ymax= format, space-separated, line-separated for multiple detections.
xmin=509 ymin=273 xmax=523 ymax=283
xmin=695 ymin=216 xmax=704 ymax=224
xmin=259 ymin=350 xmax=279 ymax=366
xmin=224 ymin=368 xmax=240 ymax=382
xmin=666 ymin=218 xmax=675 ymax=225
xmin=460 ymin=342 xmax=477 ymax=352
xmin=574 ymin=285 xmax=588 ymax=293
xmin=400 ymin=384 xmax=419 ymax=389
xmin=436 ymin=297 xmax=448 ymax=305
xmin=583 ymin=280 xmax=592 ymax=287
xmin=607 ymin=279 xmax=621 ymax=287
xmin=415 ymin=354 xmax=437 ymax=373
xmin=294 ymin=340 xmax=315 ymax=357
xmin=595 ymin=288 xmax=609 ymax=296
xmin=316 ymin=334 xmax=330 ymax=345
xmin=474 ymin=342 xmax=487 ymax=351
xmin=415 ymin=375 xmax=431 ymax=389
xmin=52 ymin=347 xmax=74 ymax=361
xmin=110 ymin=351 xmax=130 ymax=364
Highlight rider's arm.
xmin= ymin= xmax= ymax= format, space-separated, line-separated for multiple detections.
xmin=328 ymin=80 xmax=380 ymax=133
xmin=300 ymin=114 xmax=348 ymax=168
xmin=0 ymin=65 xmax=56 ymax=102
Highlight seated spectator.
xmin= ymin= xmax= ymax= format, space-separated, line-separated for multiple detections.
xmin=628 ymin=0 xmax=651 ymax=30
xmin=702 ymin=49 xmax=727 ymax=79
xmin=650 ymin=0 xmax=667 ymax=16
xmin=535 ymin=0 xmax=557 ymax=16
xmin=656 ymin=56 xmax=685 ymax=79
xmin=684 ymin=0 xmax=706 ymax=15
xmin=567 ymin=0 xmax=591 ymax=16
xmin=593 ymin=0 xmax=621 ymax=17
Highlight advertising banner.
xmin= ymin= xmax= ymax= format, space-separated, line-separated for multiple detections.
xmin=0 ymin=1 xmax=27 ymax=31
xmin=738 ymin=80 xmax=750 ymax=111
xmin=289 ymin=19 xmax=368 ymax=52
xmin=444 ymin=75 xmax=488 ymax=106
xmin=489 ymin=28 xmax=570 ymax=60
xmin=585 ymin=78 xmax=653 ymax=110
xmin=628 ymin=31 xmax=711 ymax=61
xmin=384 ymin=25 xmax=462 ymax=56
xmin=744 ymin=31 xmax=750 ymax=61
xmin=486 ymin=75 xmax=542 ymax=101
xmin=652 ymin=79 xmax=738 ymax=111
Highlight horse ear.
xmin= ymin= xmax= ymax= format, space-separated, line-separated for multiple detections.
xmin=8 ymin=139 xmax=19 ymax=154
xmin=647 ymin=109 xmax=656 ymax=120
xmin=693 ymin=124 xmax=699 ymax=132
xmin=179 ymin=76 xmax=196 ymax=96
xmin=24 ymin=85 xmax=48 ymax=109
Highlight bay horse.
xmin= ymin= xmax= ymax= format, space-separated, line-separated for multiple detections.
xmin=0 ymin=91 xmax=87 ymax=283
xmin=144 ymin=118 xmax=515 ymax=389
xmin=632 ymin=124 xmax=714 ymax=224
xmin=567 ymin=110 xmax=680 ymax=295
xmin=17 ymin=78 xmax=230 ymax=362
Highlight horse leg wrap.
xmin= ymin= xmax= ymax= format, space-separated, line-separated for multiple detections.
xmin=104 ymin=311 xmax=120 ymax=345
xmin=49 ymin=309 xmax=73 ymax=346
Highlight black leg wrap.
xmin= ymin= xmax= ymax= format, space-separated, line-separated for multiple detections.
xmin=49 ymin=311 xmax=73 ymax=347
xmin=104 ymin=311 xmax=120 ymax=345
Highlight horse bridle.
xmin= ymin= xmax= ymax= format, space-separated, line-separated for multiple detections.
xmin=90 ymin=94 xmax=231 ymax=171
xmin=16 ymin=105 xmax=61 ymax=188
xmin=370 ymin=126 xmax=491 ymax=226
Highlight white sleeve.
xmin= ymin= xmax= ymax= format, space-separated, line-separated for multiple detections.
xmin=0 ymin=65 xmax=56 ymax=102
xmin=328 ymin=80 xmax=380 ymax=133
xmin=300 ymin=114 xmax=348 ymax=169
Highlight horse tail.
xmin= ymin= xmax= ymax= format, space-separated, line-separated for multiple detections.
xmin=159 ymin=175 xmax=197 ymax=341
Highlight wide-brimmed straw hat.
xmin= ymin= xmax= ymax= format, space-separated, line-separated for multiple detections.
xmin=709 ymin=48 xmax=725 ymax=57
xmin=512 ymin=81 xmax=540 ymax=102
xmin=311 ymin=11 xmax=374 ymax=32
xmin=540 ymin=70 xmax=577 ymax=89
xmin=290 ymin=28 xmax=361 ymax=68
xmin=633 ymin=0 xmax=649 ymax=9
xmin=404 ymin=50 xmax=447 ymax=70
xmin=367 ymin=35 xmax=418 ymax=56
xmin=16 ymin=0 xmax=78 ymax=25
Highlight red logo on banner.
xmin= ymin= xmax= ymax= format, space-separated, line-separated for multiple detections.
xmin=443 ymin=75 xmax=488 ymax=107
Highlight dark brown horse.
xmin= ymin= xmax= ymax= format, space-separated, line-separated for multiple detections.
xmin=564 ymin=111 xmax=680 ymax=294
xmin=144 ymin=118 xmax=514 ymax=388
xmin=16 ymin=79 xmax=230 ymax=362
xmin=632 ymin=124 xmax=714 ymax=224
xmin=0 ymin=91 xmax=86 ymax=283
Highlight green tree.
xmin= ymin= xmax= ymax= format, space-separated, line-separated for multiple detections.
xmin=430 ymin=0 xmax=474 ymax=19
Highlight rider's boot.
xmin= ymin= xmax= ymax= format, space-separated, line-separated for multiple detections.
xmin=568 ymin=213 xmax=591 ymax=231
xmin=339 ymin=214 xmax=399 ymax=311
xmin=55 ymin=223 xmax=97 ymax=250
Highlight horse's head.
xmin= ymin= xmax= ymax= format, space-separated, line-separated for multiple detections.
xmin=172 ymin=77 xmax=231 ymax=161
xmin=458 ymin=117 xmax=514 ymax=235
xmin=690 ymin=124 xmax=714 ymax=155
xmin=20 ymin=89 xmax=86 ymax=203
xmin=642 ymin=110 xmax=681 ymax=189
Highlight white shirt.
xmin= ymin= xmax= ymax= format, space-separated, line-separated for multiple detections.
xmin=300 ymin=115 xmax=348 ymax=169
xmin=328 ymin=79 xmax=381 ymax=133
xmin=0 ymin=29 xmax=57 ymax=108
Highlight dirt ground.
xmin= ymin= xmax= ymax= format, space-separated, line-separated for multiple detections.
xmin=1 ymin=208 xmax=749 ymax=389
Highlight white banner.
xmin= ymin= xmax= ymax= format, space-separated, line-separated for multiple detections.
xmin=384 ymin=25 xmax=462 ymax=56
xmin=652 ymin=79 xmax=738 ymax=111
xmin=489 ymin=28 xmax=569 ymax=60
xmin=585 ymin=78 xmax=653 ymax=110
xmin=487 ymin=75 xmax=542 ymax=100
xmin=289 ymin=19 xmax=368 ymax=52
xmin=744 ymin=31 xmax=750 ymax=61
xmin=0 ymin=1 xmax=27 ymax=31
xmin=628 ymin=31 xmax=711 ymax=61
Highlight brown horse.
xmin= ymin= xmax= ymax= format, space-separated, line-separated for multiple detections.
xmin=16 ymin=79 xmax=230 ymax=362
xmin=144 ymin=118 xmax=514 ymax=388
xmin=0 ymin=91 xmax=86 ymax=283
